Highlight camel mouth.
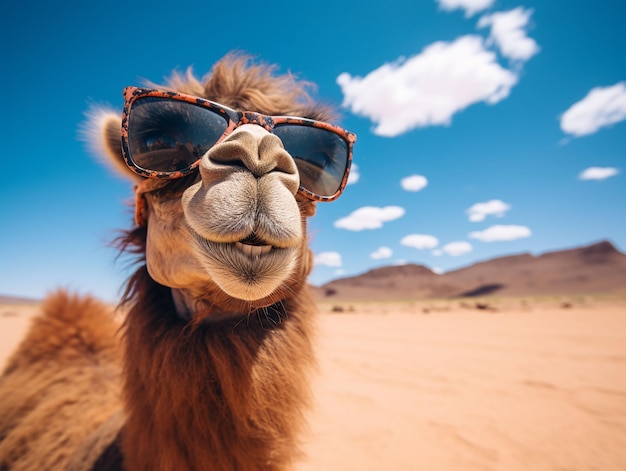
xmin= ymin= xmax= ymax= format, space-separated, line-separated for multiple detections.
xmin=235 ymin=241 xmax=273 ymax=257
xmin=196 ymin=237 xmax=298 ymax=301
xmin=239 ymin=232 xmax=268 ymax=245
xmin=208 ymin=239 xmax=291 ymax=265
xmin=236 ymin=232 xmax=274 ymax=256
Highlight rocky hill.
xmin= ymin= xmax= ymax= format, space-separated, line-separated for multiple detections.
xmin=316 ymin=241 xmax=626 ymax=301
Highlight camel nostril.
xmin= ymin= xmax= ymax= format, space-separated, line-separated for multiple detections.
xmin=217 ymin=159 xmax=247 ymax=173
xmin=203 ymin=124 xmax=298 ymax=180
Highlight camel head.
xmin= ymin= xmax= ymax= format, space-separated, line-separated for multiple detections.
xmin=90 ymin=55 xmax=355 ymax=321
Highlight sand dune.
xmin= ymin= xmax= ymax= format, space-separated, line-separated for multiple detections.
xmin=2 ymin=297 xmax=626 ymax=470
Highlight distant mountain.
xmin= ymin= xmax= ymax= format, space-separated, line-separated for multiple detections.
xmin=316 ymin=241 xmax=626 ymax=301
xmin=0 ymin=295 xmax=40 ymax=305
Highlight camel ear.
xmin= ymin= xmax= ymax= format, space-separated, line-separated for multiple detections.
xmin=83 ymin=107 xmax=141 ymax=182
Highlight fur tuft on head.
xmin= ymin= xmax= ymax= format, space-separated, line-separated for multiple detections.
xmin=149 ymin=52 xmax=336 ymax=122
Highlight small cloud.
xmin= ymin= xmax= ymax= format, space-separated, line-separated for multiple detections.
xmin=337 ymin=35 xmax=517 ymax=137
xmin=560 ymin=82 xmax=626 ymax=137
xmin=432 ymin=249 xmax=443 ymax=256
xmin=467 ymin=199 xmax=511 ymax=222
xmin=579 ymin=167 xmax=620 ymax=180
xmin=436 ymin=0 xmax=495 ymax=17
xmin=314 ymin=252 xmax=342 ymax=267
xmin=431 ymin=266 xmax=444 ymax=274
xmin=370 ymin=246 xmax=393 ymax=260
xmin=334 ymin=268 xmax=346 ymax=276
xmin=469 ymin=224 xmax=531 ymax=242
xmin=401 ymin=234 xmax=439 ymax=250
xmin=347 ymin=163 xmax=360 ymax=185
xmin=401 ymin=174 xmax=428 ymax=192
xmin=478 ymin=8 xmax=539 ymax=62
xmin=334 ymin=206 xmax=405 ymax=231
xmin=393 ymin=259 xmax=408 ymax=266
xmin=442 ymin=241 xmax=473 ymax=256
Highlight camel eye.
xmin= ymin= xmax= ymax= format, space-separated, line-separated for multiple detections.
xmin=128 ymin=97 xmax=229 ymax=173
xmin=307 ymin=150 xmax=331 ymax=169
xmin=273 ymin=124 xmax=349 ymax=198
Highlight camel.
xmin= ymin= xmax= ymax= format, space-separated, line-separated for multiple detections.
xmin=0 ymin=53 xmax=355 ymax=471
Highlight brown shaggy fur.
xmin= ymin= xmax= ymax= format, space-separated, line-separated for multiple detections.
xmin=0 ymin=292 xmax=122 ymax=470
xmin=0 ymin=53 xmax=328 ymax=471
xmin=120 ymin=268 xmax=316 ymax=471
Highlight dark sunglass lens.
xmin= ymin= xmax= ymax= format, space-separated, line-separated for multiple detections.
xmin=273 ymin=125 xmax=349 ymax=197
xmin=128 ymin=97 xmax=228 ymax=173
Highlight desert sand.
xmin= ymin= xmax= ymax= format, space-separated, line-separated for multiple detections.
xmin=2 ymin=296 xmax=625 ymax=470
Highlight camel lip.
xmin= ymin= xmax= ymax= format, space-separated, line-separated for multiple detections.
xmin=199 ymin=238 xmax=292 ymax=264
xmin=192 ymin=229 xmax=298 ymax=269
xmin=239 ymin=232 xmax=268 ymax=246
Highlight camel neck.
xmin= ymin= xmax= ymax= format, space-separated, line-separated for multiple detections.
xmin=120 ymin=280 xmax=316 ymax=471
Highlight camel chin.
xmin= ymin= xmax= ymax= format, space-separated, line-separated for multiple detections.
xmin=198 ymin=240 xmax=298 ymax=302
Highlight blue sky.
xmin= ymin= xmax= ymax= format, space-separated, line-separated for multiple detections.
xmin=1 ymin=0 xmax=625 ymax=302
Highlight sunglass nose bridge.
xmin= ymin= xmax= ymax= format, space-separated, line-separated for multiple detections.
xmin=239 ymin=112 xmax=275 ymax=132
xmin=200 ymin=124 xmax=300 ymax=197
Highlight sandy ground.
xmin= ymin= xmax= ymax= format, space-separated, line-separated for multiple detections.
xmin=2 ymin=297 xmax=625 ymax=470
xmin=0 ymin=303 xmax=40 ymax=369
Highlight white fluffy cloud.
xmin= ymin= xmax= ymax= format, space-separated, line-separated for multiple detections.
xmin=334 ymin=206 xmax=405 ymax=231
xmin=347 ymin=163 xmax=360 ymax=185
xmin=560 ymin=82 xmax=626 ymax=137
xmin=337 ymin=35 xmax=518 ymax=137
xmin=401 ymin=174 xmax=428 ymax=192
xmin=478 ymin=8 xmax=539 ymax=61
xmin=314 ymin=252 xmax=342 ymax=267
xmin=370 ymin=246 xmax=393 ymax=260
xmin=442 ymin=241 xmax=473 ymax=256
xmin=578 ymin=167 xmax=620 ymax=180
xmin=436 ymin=0 xmax=494 ymax=17
xmin=469 ymin=224 xmax=532 ymax=242
xmin=467 ymin=199 xmax=511 ymax=222
xmin=400 ymin=234 xmax=439 ymax=250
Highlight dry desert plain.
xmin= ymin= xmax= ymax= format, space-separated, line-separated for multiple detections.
xmin=1 ymin=295 xmax=626 ymax=470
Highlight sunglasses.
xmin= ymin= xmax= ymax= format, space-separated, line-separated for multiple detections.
xmin=121 ymin=87 xmax=356 ymax=202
